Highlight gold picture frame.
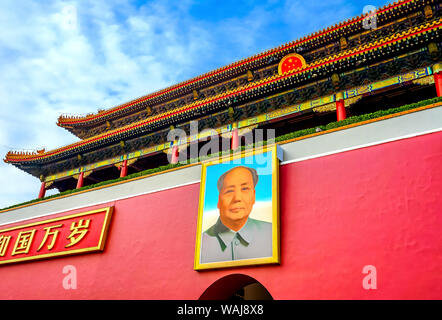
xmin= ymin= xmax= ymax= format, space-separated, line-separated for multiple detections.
xmin=194 ymin=145 xmax=281 ymax=270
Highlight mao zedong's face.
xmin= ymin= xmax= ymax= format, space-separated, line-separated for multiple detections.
xmin=217 ymin=167 xmax=256 ymax=231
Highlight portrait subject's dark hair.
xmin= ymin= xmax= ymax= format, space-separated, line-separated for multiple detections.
xmin=217 ymin=166 xmax=259 ymax=192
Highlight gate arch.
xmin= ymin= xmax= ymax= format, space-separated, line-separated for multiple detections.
xmin=199 ymin=274 xmax=273 ymax=300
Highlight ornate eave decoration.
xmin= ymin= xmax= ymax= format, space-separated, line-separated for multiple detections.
xmin=4 ymin=17 xmax=441 ymax=165
xmin=56 ymin=0 xmax=420 ymax=128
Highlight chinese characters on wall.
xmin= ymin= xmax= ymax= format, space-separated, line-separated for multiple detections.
xmin=0 ymin=207 xmax=113 ymax=265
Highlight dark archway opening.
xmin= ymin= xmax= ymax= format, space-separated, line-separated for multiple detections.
xmin=199 ymin=274 xmax=273 ymax=300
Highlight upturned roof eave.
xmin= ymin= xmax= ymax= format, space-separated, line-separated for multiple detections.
xmin=6 ymin=10 xmax=440 ymax=166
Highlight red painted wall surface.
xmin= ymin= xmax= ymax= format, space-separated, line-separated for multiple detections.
xmin=0 ymin=132 xmax=441 ymax=299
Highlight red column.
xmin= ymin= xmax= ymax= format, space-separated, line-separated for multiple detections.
xmin=171 ymin=145 xmax=179 ymax=164
xmin=231 ymin=128 xmax=239 ymax=150
xmin=336 ymin=99 xmax=346 ymax=121
xmin=434 ymin=72 xmax=442 ymax=97
xmin=38 ymin=182 xmax=46 ymax=199
xmin=120 ymin=160 xmax=128 ymax=178
xmin=76 ymin=172 xmax=84 ymax=189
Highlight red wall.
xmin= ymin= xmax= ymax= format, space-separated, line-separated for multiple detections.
xmin=0 ymin=131 xmax=441 ymax=299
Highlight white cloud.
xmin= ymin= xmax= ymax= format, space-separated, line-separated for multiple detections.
xmin=0 ymin=0 xmax=368 ymax=209
xmin=0 ymin=0 xmax=214 ymax=209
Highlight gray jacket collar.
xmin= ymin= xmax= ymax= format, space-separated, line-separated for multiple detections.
xmin=213 ymin=218 xmax=254 ymax=251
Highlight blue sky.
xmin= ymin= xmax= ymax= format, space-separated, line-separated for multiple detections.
xmin=0 ymin=0 xmax=392 ymax=209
